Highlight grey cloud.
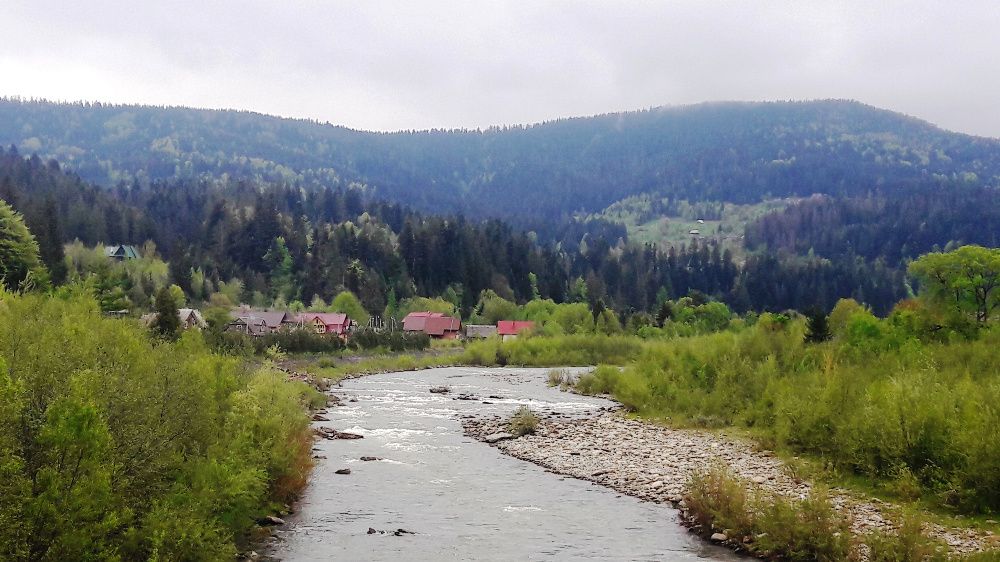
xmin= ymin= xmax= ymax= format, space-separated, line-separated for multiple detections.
xmin=1 ymin=0 xmax=998 ymax=137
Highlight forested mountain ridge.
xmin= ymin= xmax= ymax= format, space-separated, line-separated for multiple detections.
xmin=2 ymin=98 xmax=999 ymax=224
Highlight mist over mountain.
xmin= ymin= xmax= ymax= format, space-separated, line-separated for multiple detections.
xmin=3 ymin=98 xmax=998 ymax=224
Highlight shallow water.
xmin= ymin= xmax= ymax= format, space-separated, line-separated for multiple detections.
xmin=267 ymin=367 xmax=743 ymax=561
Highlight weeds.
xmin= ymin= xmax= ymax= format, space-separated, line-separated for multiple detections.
xmin=508 ymin=406 xmax=541 ymax=437
xmin=683 ymin=465 xmax=851 ymax=561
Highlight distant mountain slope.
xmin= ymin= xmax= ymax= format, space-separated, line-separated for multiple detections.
xmin=1 ymin=98 xmax=998 ymax=222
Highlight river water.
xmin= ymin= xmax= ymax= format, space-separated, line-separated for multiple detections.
xmin=267 ymin=366 xmax=742 ymax=561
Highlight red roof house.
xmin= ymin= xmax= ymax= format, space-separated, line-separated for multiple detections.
xmin=497 ymin=320 xmax=535 ymax=341
xmin=299 ymin=312 xmax=352 ymax=336
xmin=402 ymin=311 xmax=461 ymax=339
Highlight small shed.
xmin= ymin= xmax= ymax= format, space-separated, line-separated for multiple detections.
xmin=465 ymin=324 xmax=498 ymax=339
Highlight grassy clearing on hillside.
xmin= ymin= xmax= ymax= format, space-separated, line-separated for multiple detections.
xmin=589 ymin=195 xmax=795 ymax=256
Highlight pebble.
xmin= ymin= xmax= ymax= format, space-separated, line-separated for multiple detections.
xmin=462 ymin=411 xmax=994 ymax=555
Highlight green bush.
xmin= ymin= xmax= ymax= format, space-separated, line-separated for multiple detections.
xmin=684 ymin=466 xmax=851 ymax=561
xmin=585 ymin=317 xmax=1000 ymax=514
xmin=574 ymin=365 xmax=620 ymax=396
xmin=347 ymin=328 xmax=430 ymax=351
xmin=862 ymin=512 xmax=949 ymax=562
xmin=507 ymin=406 xmax=540 ymax=437
xmin=461 ymin=334 xmax=643 ymax=367
xmin=0 ymin=287 xmax=315 ymax=560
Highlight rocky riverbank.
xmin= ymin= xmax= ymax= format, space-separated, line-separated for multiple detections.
xmin=463 ymin=411 xmax=998 ymax=556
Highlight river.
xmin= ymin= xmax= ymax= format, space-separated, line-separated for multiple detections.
xmin=266 ymin=366 xmax=743 ymax=561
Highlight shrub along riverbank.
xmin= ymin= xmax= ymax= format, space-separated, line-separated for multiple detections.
xmin=300 ymin=333 xmax=646 ymax=382
xmin=0 ymin=288 xmax=323 ymax=560
xmin=570 ymin=305 xmax=1000 ymax=518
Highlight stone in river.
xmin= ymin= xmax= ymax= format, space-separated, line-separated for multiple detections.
xmin=335 ymin=468 xmax=352 ymax=475
xmin=484 ymin=432 xmax=514 ymax=443
xmin=258 ymin=515 xmax=285 ymax=526
xmin=711 ymin=532 xmax=728 ymax=542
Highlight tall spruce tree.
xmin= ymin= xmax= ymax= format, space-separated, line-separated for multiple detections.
xmin=804 ymin=307 xmax=832 ymax=343
xmin=150 ymin=286 xmax=181 ymax=340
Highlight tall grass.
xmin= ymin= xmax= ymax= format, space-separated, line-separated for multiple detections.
xmin=462 ymin=334 xmax=644 ymax=367
xmin=684 ymin=465 xmax=852 ymax=561
xmin=579 ymin=318 xmax=1000 ymax=514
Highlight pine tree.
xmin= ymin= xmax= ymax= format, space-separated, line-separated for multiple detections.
xmin=151 ymin=286 xmax=181 ymax=340
xmin=804 ymin=307 xmax=832 ymax=343
xmin=35 ymin=197 xmax=67 ymax=284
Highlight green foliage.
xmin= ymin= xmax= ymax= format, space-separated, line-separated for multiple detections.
xmin=862 ymin=512 xmax=949 ymax=562
xmin=396 ymin=296 xmax=456 ymax=318
xmin=0 ymin=288 xmax=315 ymax=560
xmin=330 ymin=291 xmax=370 ymax=325
xmin=548 ymin=302 xmax=595 ymax=334
xmin=909 ymin=245 xmax=1000 ymax=325
xmin=347 ymin=328 xmax=429 ymax=352
xmin=574 ymin=365 xmax=620 ymax=396
xmin=471 ymin=289 xmax=520 ymax=324
xmin=507 ymin=406 xmax=540 ymax=437
xmin=804 ymin=307 xmax=832 ymax=343
xmin=0 ymin=199 xmax=45 ymax=291
xmin=595 ymin=308 xmax=622 ymax=335
xmin=263 ymin=236 xmax=295 ymax=303
xmin=684 ymin=465 xmax=851 ymax=561
xmin=578 ymin=316 xmax=1000 ymax=513
xmin=829 ymin=298 xmax=866 ymax=336
xmin=150 ymin=286 xmax=181 ymax=340
xmin=210 ymin=328 xmax=346 ymax=355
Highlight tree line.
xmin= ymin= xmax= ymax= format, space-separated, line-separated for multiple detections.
xmin=1 ymin=147 xmax=919 ymax=317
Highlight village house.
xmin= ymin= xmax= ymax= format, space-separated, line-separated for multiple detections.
xmin=297 ymin=312 xmax=352 ymax=337
xmin=104 ymin=244 xmax=140 ymax=261
xmin=464 ymin=324 xmax=498 ymax=339
xmin=141 ymin=308 xmax=207 ymax=330
xmin=226 ymin=315 xmax=269 ymax=337
xmin=229 ymin=309 xmax=297 ymax=333
xmin=497 ymin=320 xmax=535 ymax=341
xmin=402 ymin=311 xmax=462 ymax=339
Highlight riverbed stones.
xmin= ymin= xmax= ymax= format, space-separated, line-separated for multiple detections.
xmin=335 ymin=468 xmax=351 ymax=475
xmin=314 ymin=427 xmax=364 ymax=440
xmin=360 ymin=456 xmax=382 ymax=461
xmin=463 ymin=411 xmax=996 ymax=555
xmin=710 ymin=533 xmax=728 ymax=542
xmin=429 ymin=386 xmax=450 ymax=394
xmin=484 ymin=432 xmax=514 ymax=443
xmin=258 ymin=515 xmax=285 ymax=526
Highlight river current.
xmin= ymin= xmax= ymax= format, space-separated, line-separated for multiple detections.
xmin=267 ymin=366 xmax=742 ymax=561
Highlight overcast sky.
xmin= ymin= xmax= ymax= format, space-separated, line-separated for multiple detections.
xmin=2 ymin=1 xmax=999 ymax=137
